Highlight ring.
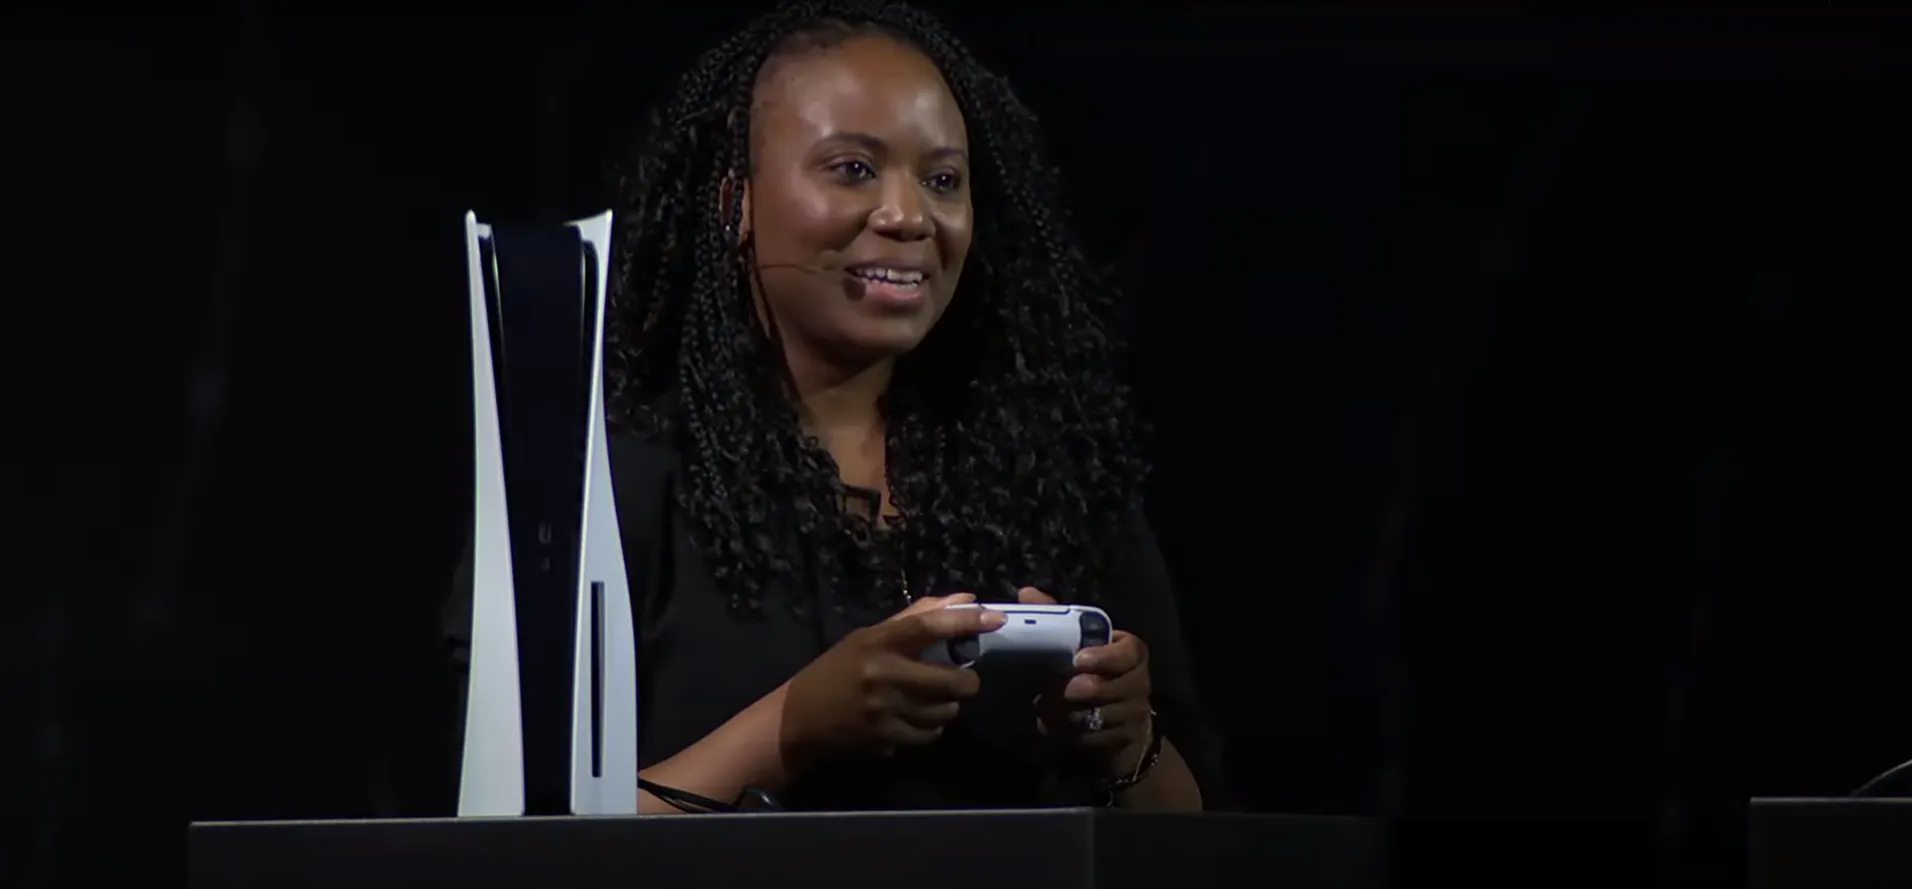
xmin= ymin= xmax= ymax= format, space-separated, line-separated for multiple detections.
xmin=1082 ymin=707 xmax=1104 ymax=732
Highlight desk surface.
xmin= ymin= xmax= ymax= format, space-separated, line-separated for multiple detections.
xmin=191 ymin=809 xmax=1384 ymax=889
xmin=1751 ymin=797 xmax=1912 ymax=889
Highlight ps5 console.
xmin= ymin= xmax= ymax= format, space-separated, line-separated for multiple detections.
xmin=456 ymin=210 xmax=639 ymax=817
xmin=921 ymin=604 xmax=1114 ymax=670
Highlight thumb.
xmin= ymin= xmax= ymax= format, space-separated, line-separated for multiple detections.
xmin=1016 ymin=586 xmax=1058 ymax=605
xmin=886 ymin=592 xmax=976 ymax=623
xmin=877 ymin=602 xmax=1006 ymax=651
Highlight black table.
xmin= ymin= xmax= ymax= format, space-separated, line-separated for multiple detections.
xmin=1751 ymin=798 xmax=1912 ymax=889
xmin=190 ymin=809 xmax=1382 ymax=889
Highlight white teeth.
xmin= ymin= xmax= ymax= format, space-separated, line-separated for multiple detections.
xmin=853 ymin=266 xmax=924 ymax=285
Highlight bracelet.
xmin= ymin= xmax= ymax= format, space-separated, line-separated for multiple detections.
xmin=1099 ymin=709 xmax=1162 ymax=805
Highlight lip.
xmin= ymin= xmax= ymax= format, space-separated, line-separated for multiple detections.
xmin=844 ymin=259 xmax=937 ymax=279
xmin=842 ymin=265 xmax=931 ymax=308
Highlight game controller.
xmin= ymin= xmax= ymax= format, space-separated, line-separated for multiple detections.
xmin=920 ymin=603 xmax=1114 ymax=669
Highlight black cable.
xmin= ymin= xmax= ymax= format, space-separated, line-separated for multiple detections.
xmin=638 ymin=778 xmax=725 ymax=813
xmin=637 ymin=778 xmax=784 ymax=814
xmin=735 ymin=787 xmax=783 ymax=812
xmin=1851 ymin=757 xmax=1912 ymax=798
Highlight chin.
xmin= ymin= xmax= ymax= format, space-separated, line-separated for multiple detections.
xmin=844 ymin=332 xmax=930 ymax=363
xmin=838 ymin=319 xmax=936 ymax=362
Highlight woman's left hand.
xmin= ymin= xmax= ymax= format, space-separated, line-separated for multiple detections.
xmin=1019 ymin=587 xmax=1154 ymax=780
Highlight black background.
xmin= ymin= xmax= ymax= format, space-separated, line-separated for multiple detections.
xmin=8 ymin=5 xmax=1910 ymax=887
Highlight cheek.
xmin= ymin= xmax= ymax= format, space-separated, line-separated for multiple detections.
xmin=937 ymin=205 xmax=975 ymax=271
xmin=758 ymin=180 xmax=867 ymax=257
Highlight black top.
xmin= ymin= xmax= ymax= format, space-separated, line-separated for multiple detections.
xmin=444 ymin=429 xmax=1223 ymax=810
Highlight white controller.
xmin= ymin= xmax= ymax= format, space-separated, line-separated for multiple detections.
xmin=919 ymin=603 xmax=1114 ymax=669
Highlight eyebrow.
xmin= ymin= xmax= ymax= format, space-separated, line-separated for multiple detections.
xmin=827 ymin=131 xmax=967 ymax=162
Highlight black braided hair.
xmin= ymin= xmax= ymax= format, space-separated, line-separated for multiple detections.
xmin=605 ymin=0 xmax=1147 ymax=616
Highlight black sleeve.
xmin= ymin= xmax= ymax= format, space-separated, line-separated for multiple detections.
xmin=609 ymin=431 xmax=678 ymax=658
xmin=1102 ymin=512 xmax=1228 ymax=809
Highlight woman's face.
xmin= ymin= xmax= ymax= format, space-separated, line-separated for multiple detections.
xmin=741 ymin=34 xmax=973 ymax=374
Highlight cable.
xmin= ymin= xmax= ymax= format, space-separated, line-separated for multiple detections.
xmin=1851 ymin=757 xmax=1912 ymax=798
xmin=637 ymin=778 xmax=784 ymax=814
xmin=638 ymin=778 xmax=726 ymax=813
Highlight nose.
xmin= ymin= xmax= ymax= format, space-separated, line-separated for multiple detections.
xmin=867 ymin=174 xmax=933 ymax=241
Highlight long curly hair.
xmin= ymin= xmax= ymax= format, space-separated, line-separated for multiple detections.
xmin=605 ymin=0 xmax=1147 ymax=616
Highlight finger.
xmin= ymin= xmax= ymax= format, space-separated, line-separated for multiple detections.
xmin=1061 ymin=672 xmax=1102 ymax=704
xmin=1068 ymin=701 xmax=1154 ymax=750
xmin=1047 ymin=698 xmax=1151 ymax=733
xmin=878 ymin=715 xmax=945 ymax=748
xmin=887 ymin=592 xmax=976 ymax=622
xmin=895 ymin=699 xmax=962 ymax=731
xmin=1073 ymin=630 xmax=1146 ymax=676
xmin=1063 ymin=661 xmax=1148 ymax=705
xmin=893 ymin=593 xmax=973 ymax=621
xmin=1016 ymin=586 xmax=1058 ymax=605
xmin=875 ymin=653 xmax=984 ymax=700
xmin=1036 ymin=697 xmax=1149 ymax=739
xmin=879 ymin=605 xmax=1005 ymax=650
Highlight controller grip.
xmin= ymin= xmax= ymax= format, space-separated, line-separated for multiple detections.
xmin=921 ymin=636 xmax=984 ymax=667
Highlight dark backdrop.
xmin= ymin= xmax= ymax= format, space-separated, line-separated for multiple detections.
xmin=9 ymin=5 xmax=1909 ymax=888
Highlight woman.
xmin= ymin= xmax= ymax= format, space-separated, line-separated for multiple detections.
xmin=452 ymin=0 xmax=1219 ymax=812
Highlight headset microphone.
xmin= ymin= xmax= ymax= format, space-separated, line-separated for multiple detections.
xmin=752 ymin=262 xmax=873 ymax=299
xmin=753 ymin=261 xmax=838 ymax=274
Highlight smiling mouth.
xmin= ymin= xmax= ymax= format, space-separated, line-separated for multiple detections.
xmin=844 ymin=265 xmax=931 ymax=306
xmin=848 ymin=265 xmax=928 ymax=288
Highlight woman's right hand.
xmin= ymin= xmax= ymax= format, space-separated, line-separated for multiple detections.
xmin=778 ymin=593 xmax=1004 ymax=764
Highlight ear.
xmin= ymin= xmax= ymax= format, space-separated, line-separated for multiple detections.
xmin=717 ymin=173 xmax=753 ymax=244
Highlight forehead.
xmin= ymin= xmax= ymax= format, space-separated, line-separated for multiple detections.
xmin=751 ymin=36 xmax=968 ymax=152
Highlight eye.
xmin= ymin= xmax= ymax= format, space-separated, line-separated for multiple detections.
xmin=924 ymin=171 xmax=964 ymax=194
xmin=829 ymin=159 xmax=877 ymax=183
